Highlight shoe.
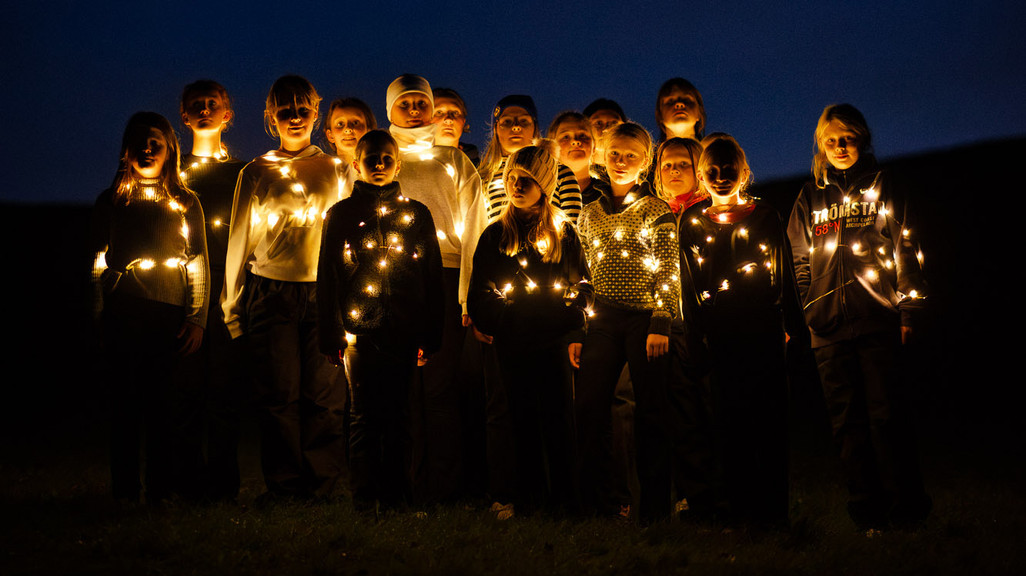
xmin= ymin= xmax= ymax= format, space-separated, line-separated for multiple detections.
xmin=617 ymin=504 xmax=632 ymax=521
xmin=675 ymin=498 xmax=690 ymax=514
xmin=490 ymin=501 xmax=514 ymax=521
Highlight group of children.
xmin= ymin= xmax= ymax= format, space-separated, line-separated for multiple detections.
xmin=90 ymin=73 xmax=930 ymax=530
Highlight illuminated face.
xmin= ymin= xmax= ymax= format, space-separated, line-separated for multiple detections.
xmin=432 ymin=97 xmax=466 ymax=147
xmin=355 ymin=142 xmax=401 ymax=186
xmin=659 ymin=86 xmax=700 ymax=138
xmin=604 ymin=135 xmax=648 ymax=186
xmin=819 ymin=119 xmax=861 ymax=171
xmin=553 ymin=119 xmax=594 ymax=174
xmin=273 ymin=101 xmax=317 ymax=151
xmin=181 ymin=90 xmax=231 ymax=136
xmin=699 ymin=152 xmax=743 ymax=199
xmin=507 ymin=172 xmax=543 ymax=211
xmin=325 ymin=107 xmax=369 ymax=159
xmin=130 ymin=127 xmax=169 ymax=179
xmin=659 ymin=143 xmax=698 ymax=197
xmin=495 ymin=106 xmax=536 ymax=155
xmin=390 ymin=92 xmax=433 ymax=128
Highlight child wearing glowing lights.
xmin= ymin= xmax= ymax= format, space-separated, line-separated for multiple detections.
xmin=385 ymin=73 xmax=486 ymax=503
xmin=655 ymin=78 xmax=706 ymax=143
xmin=178 ymin=79 xmax=247 ymax=502
xmin=323 ymin=97 xmax=375 ymax=199
xmin=222 ymin=75 xmax=347 ymax=502
xmin=468 ymin=142 xmax=592 ymax=518
xmin=90 ymin=111 xmax=209 ymax=503
xmin=318 ymin=130 xmax=444 ymax=512
xmin=432 ymin=88 xmax=479 ymax=166
xmin=573 ymin=121 xmax=680 ymax=523
xmin=787 ymin=104 xmax=930 ymax=530
xmin=653 ymin=136 xmax=716 ymax=518
xmin=677 ymin=134 xmax=802 ymax=526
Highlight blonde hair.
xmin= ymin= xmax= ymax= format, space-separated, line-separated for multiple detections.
xmin=497 ymin=141 xmax=565 ymax=264
xmin=112 ymin=112 xmax=189 ymax=206
xmin=812 ymin=103 xmax=872 ymax=187
xmin=263 ymin=75 xmax=322 ymax=139
xmin=698 ymin=133 xmax=753 ymax=197
xmin=653 ymin=137 xmax=705 ymax=203
xmin=602 ymin=121 xmax=653 ymax=181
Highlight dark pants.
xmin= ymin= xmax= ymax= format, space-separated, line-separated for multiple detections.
xmin=480 ymin=340 xmax=516 ymax=503
xmin=666 ymin=319 xmax=719 ymax=514
xmin=575 ymin=303 xmax=671 ymax=522
xmin=707 ymin=328 xmax=790 ymax=525
xmin=410 ymin=268 xmax=466 ymax=504
xmin=346 ymin=335 xmax=417 ymax=508
xmin=104 ymin=295 xmax=200 ymax=502
xmin=245 ymin=275 xmax=347 ymax=498
xmin=176 ymin=298 xmax=250 ymax=501
xmin=814 ymin=331 xmax=928 ymax=525
xmin=495 ymin=341 xmax=575 ymax=513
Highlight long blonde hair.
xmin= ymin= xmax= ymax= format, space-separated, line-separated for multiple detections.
xmin=478 ymin=98 xmax=540 ymax=186
xmin=497 ymin=142 xmax=564 ymax=264
xmin=812 ymin=103 xmax=872 ymax=187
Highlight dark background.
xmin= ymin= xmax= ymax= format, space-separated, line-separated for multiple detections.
xmin=2 ymin=1 xmax=1024 ymax=204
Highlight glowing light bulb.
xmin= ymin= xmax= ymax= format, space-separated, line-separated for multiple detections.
xmin=865 ymin=269 xmax=878 ymax=280
xmin=884 ymin=259 xmax=894 ymax=269
xmin=454 ymin=222 xmax=465 ymax=238
xmin=350 ymin=309 xmax=359 ymax=318
xmin=717 ymin=214 xmax=728 ymax=223
xmin=902 ymin=229 xmax=910 ymax=237
xmin=909 ymin=290 xmax=919 ymax=299
xmin=759 ymin=243 xmax=768 ymax=252
xmin=503 ymin=283 xmax=513 ymax=294
xmin=278 ymin=166 xmax=290 ymax=177
xmin=519 ymin=259 xmax=528 ymax=268
xmin=164 ymin=258 xmax=182 ymax=268
xmin=705 ymin=235 xmax=714 ymax=243
xmin=267 ymin=213 xmax=280 ymax=227
xmin=825 ymin=241 xmax=836 ymax=252
xmin=445 ymin=164 xmax=456 ymax=177
xmin=291 ymin=183 xmax=305 ymax=193
xmin=365 ymin=241 xmax=375 ymax=249
xmin=379 ymin=206 xmax=389 ymax=216
xmin=420 ymin=152 xmax=434 ymax=161
xmin=437 ymin=230 xmax=447 ymax=240
xmin=720 ymin=279 xmax=730 ymax=291
xmin=592 ymin=238 xmax=600 ymax=247
xmin=345 ymin=332 xmax=357 ymax=344
xmin=332 ymin=157 xmax=342 ymax=165
xmin=596 ymin=251 xmax=604 ymax=260
xmin=365 ymin=284 xmax=376 ymax=294
xmin=691 ymin=218 xmax=700 ymax=225
xmin=378 ymin=259 xmax=387 ymax=268
xmin=181 ymin=223 xmax=189 ymax=238
xmin=614 ymin=229 xmax=624 ymax=241
xmin=701 ymin=291 xmax=711 ymax=301
xmin=139 ymin=259 xmax=155 ymax=270
xmin=852 ymin=242 xmax=861 ymax=253
xmin=741 ymin=263 xmax=755 ymax=274
xmin=554 ymin=282 xmax=563 ymax=290
xmin=213 ymin=219 xmax=222 ymax=227
xmin=526 ymin=280 xmax=537 ymax=290
xmin=402 ymin=213 xmax=413 ymax=224
xmin=739 ymin=227 xmax=748 ymax=238
xmin=621 ymin=250 xmax=629 ymax=258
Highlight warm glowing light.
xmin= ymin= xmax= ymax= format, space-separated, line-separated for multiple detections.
xmin=402 ymin=213 xmax=413 ymax=224
xmin=863 ymin=186 xmax=879 ymax=201
xmin=502 ymin=283 xmax=513 ymax=294
xmin=267 ymin=213 xmax=280 ymax=227
xmin=378 ymin=259 xmax=387 ymax=268
xmin=825 ymin=241 xmax=836 ymax=252
xmin=596 ymin=251 xmax=604 ymax=260
xmin=420 ymin=152 xmax=434 ymax=161
xmin=213 ymin=218 xmax=222 ymax=227
xmin=851 ymin=242 xmax=861 ymax=253
xmin=164 ymin=258 xmax=182 ymax=268
xmin=333 ymin=157 xmax=342 ymax=165
xmin=181 ymin=223 xmax=189 ymax=238
xmin=526 ymin=280 xmax=537 ymax=290
xmin=519 ymin=258 xmax=528 ymax=268
xmin=445 ymin=164 xmax=456 ymax=178
xmin=278 ymin=166 xmax=290 ymax=177
xmin=705 ymin=236 xmax=714 ymax=243
xmin=454 ymin=222 xmax=465 ymax=238
xmin=640 ymin=228 xmax=649 ymax=238
xmin=741 ymin=263 xmax=755 ymax=274
xmin=720 ymin=279 xmax=730 ymax=291
xmin=554 ymin=282 xmax=563 ymax=290
xmin=738 ymin=227 xmax=748 ymax=238
xmin=865 ymin=269 xmax=878 ymax=280
xmin=621 ymin=250 xmax=629 ymax=258
xmin=902 ymin=229 xmax=910 ymax=237
xmin=365 ymin=241 xmax=375 ymax=249
xmin=138 ymin=259 xmax=155 ymax=270
xmin=437 ymin=230 xmax=446 ymax=240
xmin=380 ymin=206 xmax=389 ymax=215
xmin=350 ymin=309 xmax=359 ymax=318
xmin=909 ymin=290 xmax=920 ymax=299
xmin=884 ymin=260 xmax=894 ymax=269
xmin=143 ymin=187 xmax=156 ymax=199
xmin=700 ymin=291 xmax=711 ymax=301
xmin=345 ymin=332 xmax=357 ymax=344
xmin=536 ymin=239 xmax=549 ymax=253
xmin=291 ymin=183 xmax=305 ymax=193
xmin=614 ymin=229 xmax=624 ymax=241
xmin=365 ymin=284 xmax=376 ymax=294
xmin=592 ymin=238 xmax=600 ymax=247
xmin=717 ymin=214 xmax=728 ymax=223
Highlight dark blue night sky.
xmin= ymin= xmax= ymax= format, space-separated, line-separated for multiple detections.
xmin=3 ymin=0 xmax=1023 ymax=204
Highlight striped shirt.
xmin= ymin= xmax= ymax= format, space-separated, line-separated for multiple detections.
xmin=484 ymin=159 xmax=582 ymax=224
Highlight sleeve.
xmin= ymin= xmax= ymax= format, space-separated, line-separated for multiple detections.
xmin=455 ymin=151 xmax=487 ymax=315
xmin=775 ymin=214 xmax=807 ymax=340
xmin=221 ymin=165 xmax=258 ymax=339
xmin=563 ymin=224 xmax=593 ymax=344
xmin=554 ymin=163 xmax=583 ymax=223
xmin=467 ymin=227 xmax=508 ymax=337
xmin=882 ymin=174 xmax=927 ymax=327
xmin=183 ymin=195 xmax=210 ymax=329
xmin=787 ymin=184 xmax=813 ymax=304
xmin=649 ymin=210 xmax=681 ymax=335
xmin=419 ymin=206 xmax=446 ymax=355
xmin=317 ymin=204 xmax=348 ymax=356
xmin=89 ymin=190 xmax=114 ymax=322
xmin=676 ymin=217 xmax=704 ymax=334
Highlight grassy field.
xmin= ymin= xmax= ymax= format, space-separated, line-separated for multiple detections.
xmin=2 ymin=406 xmax=1023 ymax=576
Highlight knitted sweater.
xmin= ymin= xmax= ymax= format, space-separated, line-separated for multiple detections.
xmin=222 ymin=145 xmax=342 ymax=338
xmin=91 ymin=181 xmax=210 ymax=328
xmin=576 ymin=182 xmax=680 ymax=335
xmin=468 ymin=216 xmax=592 ymax=349
xmin=317 ymin=180 xmax=444 ymax=356
xmin=483 ymin=159 xmax=583 ymax=224
xmin=389 ymin=125 xmax=486 ymax=314
xmin=180 ymin=154 xmax=245 ymax=302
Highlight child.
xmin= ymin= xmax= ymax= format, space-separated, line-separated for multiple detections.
xmin=654 ymin=137 xmax=706 ymax=215
xmin=677 ymin=134 xmax=803 ymax=526
xmin=573 ymin=121 xmax=680 ymax=523
xmin=583 ymin=98 xmax=626 ymax=174
xmin=324 ymin=97 xmax=376 ymax=198
xmin=655 ymin=78 xmax=706 ymax=142
xmin=318 ymin=130 xmax=444 ymax=511
xmin=432 ymin=88 xmax=479 ymax=166
xmin=479 ymin=95 xmax=583 ymax=223
xmin=177 ymin=79 xmax=248 ymax=502
xmin=222 ymin=75 xmax=347 ymax=502
xmin=468 ymin=141 xmax=592 ymax=518
xmin=385 ymin=73 xmax=486 ymax=503
xmin=91 ymin=111 xmax=209 ymax=503
xmin=547 ymin=111 xmax=609 ymax=207
xmin=787 ymin=104 xmax=930 ymax=529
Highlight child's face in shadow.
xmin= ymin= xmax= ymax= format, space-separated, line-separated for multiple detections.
xmin=182 ymin=90 xmax=231 ymax=136
xmin=129 ymin=127 xmax=168 ymax=179
xmin=355 ymin=142 xmax=401 ymax=186
xmin=699 ymin=149 xmax=743 ymax=200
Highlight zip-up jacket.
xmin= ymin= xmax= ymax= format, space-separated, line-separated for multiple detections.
xmin=787 ymin=155 xmax=926 ymax=348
